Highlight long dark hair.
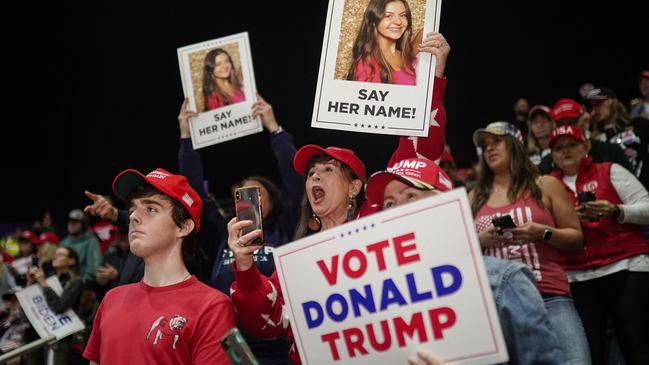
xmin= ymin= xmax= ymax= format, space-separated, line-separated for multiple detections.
xmin=346 ymin=0 xmax=416 ymax=83
xmin=591 ymin=98 xmax=633 ymax=140
xmin=60 ymin=246 xmax=80 ymax=275
xmin=202 ymin=48 xmax=243 ymax=109
xmin=471 ymin=135 xmax=544 ymax=215
xmin=294 ymin=155 xmax=362 ymax=240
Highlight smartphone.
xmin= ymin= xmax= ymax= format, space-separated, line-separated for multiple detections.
xmin=221 ymin=327 xmax=259 ymax=365
xmin=31 ymin=256 xmax=40 ymax=267
xmin=577 ymin=191 xmax=596 ymax=204
xmin=235 ymin=186 xmax=264 ymax=245
xmin=492 ymin=215 xmax=516 ymax=231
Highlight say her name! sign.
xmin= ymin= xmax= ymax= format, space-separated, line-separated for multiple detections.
xmin=311 ymin=0 xmax=442 ymax=136
xmin=177 ymin=32 xmax=261 ymax=149
xmin=273 ymin=189 xmax=508 ymax=364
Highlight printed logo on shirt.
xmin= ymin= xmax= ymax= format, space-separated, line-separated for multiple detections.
xmin=145 ymin=314 xmax=188 ymax=350
xmin=222 ymin=246 xmax=274 ymax=265
xmin=582 ymin=180 xmax=598 ymax=192
xmin=475 ymin=208 xmax=543 ymax=282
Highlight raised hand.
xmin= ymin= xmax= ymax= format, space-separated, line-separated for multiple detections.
xmin=251 ymin=94 xmax=280 ymax=133
xmin=178 ymin=98 xmax=199 ymax=138
xmin=226 ymin=217 xmax=263 ymax=272
xmin=84 ymin=191 xmax=118 ymax=222
xmin=417 ymin=32 xmax=450 ymax=78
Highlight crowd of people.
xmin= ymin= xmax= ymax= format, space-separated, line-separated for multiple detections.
xmin=2 ymin=5 xmax=649 ymax=365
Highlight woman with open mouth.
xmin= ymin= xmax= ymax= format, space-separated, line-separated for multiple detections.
xmin=225 ymin=143 xmax=366 ymax=364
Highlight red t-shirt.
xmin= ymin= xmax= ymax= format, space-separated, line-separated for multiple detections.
xmin=83 ymin=276 xmax=235 ymax=364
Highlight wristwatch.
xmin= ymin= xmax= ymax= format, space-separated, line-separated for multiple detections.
xmin=270 ymin=125 xmax=284 ymax=135
xmin=542 ymin=225 xmax=553 ymax=241
xmin=611 ymin=205 xmax=621 ymax=219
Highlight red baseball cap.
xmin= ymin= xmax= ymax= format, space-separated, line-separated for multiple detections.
xmin=20 ymin=230 xmax=42 ymax=245
xmin=293 ymin=144 xmax=366 ymax=182
xmin=549 ymin=99 xmax=583 ymax=122
xmin=365 ymin=158 xmax=453 ymax=204
xmin=641 ymin=70 xmax=649 ymax=80
xmin=112 ymin=168 xmax=202 ymax=231
xmin=39 ymin=232 xmax=60 ymax=245
xmin=549 ymin=125 xmax=586 ymax=148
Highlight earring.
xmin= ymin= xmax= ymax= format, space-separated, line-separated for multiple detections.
xmin=308 ymin=212 xmax=321 ymax=231
xmin=346 ymin=194 xmax=356 ymax=221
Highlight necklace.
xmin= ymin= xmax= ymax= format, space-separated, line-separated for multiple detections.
xmin=492 ymin=184 xmax=507 ymax=193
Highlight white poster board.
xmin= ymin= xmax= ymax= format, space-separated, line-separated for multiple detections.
xmin=273 ymin=189 xmax=508 ymax=365
xmin=312 ymin=0 xmax=442 ymax=136
xmin=177 ymin=32 xmax=261 ymax=149
xmin=16 ymin=276 xmax=85 ymax=340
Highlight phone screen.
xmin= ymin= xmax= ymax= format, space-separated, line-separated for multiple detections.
xmin=235 ymin=186 xmax=264 ymax=245
xmin=221 ymin=328 xmax=259 ymax=365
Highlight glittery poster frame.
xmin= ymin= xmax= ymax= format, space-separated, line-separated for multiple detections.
xmin=177 ymin=32 xmax=261 ymax=149
xmin=312 ymin=0 xmax=442 ymax=137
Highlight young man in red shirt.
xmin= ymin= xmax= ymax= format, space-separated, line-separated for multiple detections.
xmin=84 ymin=168 xmax=235 ymax=364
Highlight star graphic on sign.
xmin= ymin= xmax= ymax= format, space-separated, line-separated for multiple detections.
xmin=429 ymin=108 xmax=440 ymax=127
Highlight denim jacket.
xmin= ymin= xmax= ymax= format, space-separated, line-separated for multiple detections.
xmin=484 ymin=256 xmax=567 ymax=365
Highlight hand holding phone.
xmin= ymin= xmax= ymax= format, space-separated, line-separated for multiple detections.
xmin=491 ymin=214 xmax=516 ymax=238
xmin=221 ymin=328 xmax=259 ymax=365
xmin=31 ymin=256 xmax=40 ymax=268
xmin=577 ymin=191 xmax=596 ymax=205
xmin=235 ymin=186 xmax=264 ymax=246
xmin=492 ymin=215 xmax=516 ymax=235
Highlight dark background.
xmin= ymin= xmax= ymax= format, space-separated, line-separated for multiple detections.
xmin=2 ymin=1 xmax=647 ymax=226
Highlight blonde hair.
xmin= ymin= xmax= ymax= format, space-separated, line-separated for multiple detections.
xmin=38 ymin=243 xmax=58 ymax=265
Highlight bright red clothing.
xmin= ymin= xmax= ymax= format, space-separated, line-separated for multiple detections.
xmin=474 ymin=194 xmax=571 ymax=296
xmin=83 ymin=276 xmax=235 ymax=365
xmin=550 ymin=157 xmax=649 ymax=270
xmin=206 ymin=89 xmax=246 ymax=110
xmin=91 ymin=220 xmax=117 ymax=255
xmin=231 ymin=263 xmax=301 ymax=363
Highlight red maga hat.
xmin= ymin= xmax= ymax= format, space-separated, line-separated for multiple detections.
xmin=293 ymin=144 xmax=366 ymax=182
xmin=38 ymin=232 xmax=60 ymax=245
xmin=549 ymin=99 xmax=583 ymax=122
xmin=365 ymin=158 xmax=453 ymax=204
xmin=549 ymin=125 xmax=586 ymax=148
xmin=112 ymin=168 xmax=202 ymax=231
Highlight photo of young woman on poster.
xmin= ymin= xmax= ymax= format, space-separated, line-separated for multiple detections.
xmin=345 ymin=0 xmax=424 ymax=85
xmin=202 ymin=47 xmax=246 ymax=111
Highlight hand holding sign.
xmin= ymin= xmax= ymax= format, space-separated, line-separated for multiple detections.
xmin=84 ymin=191 xmax=118 ymax=222
xmin=178 ymin=98 xmax=199 ymax=139
xmin=407 ymin=349 xmax=443 ymax=365
xmin=252 ymin=94 xmax=280 ymax=133
xmin=417 ymin=32 xmax=450 ymax=78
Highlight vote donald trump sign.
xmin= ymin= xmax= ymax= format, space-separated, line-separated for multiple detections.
xmin=273 ymin=189 xmax=508 ymax=364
